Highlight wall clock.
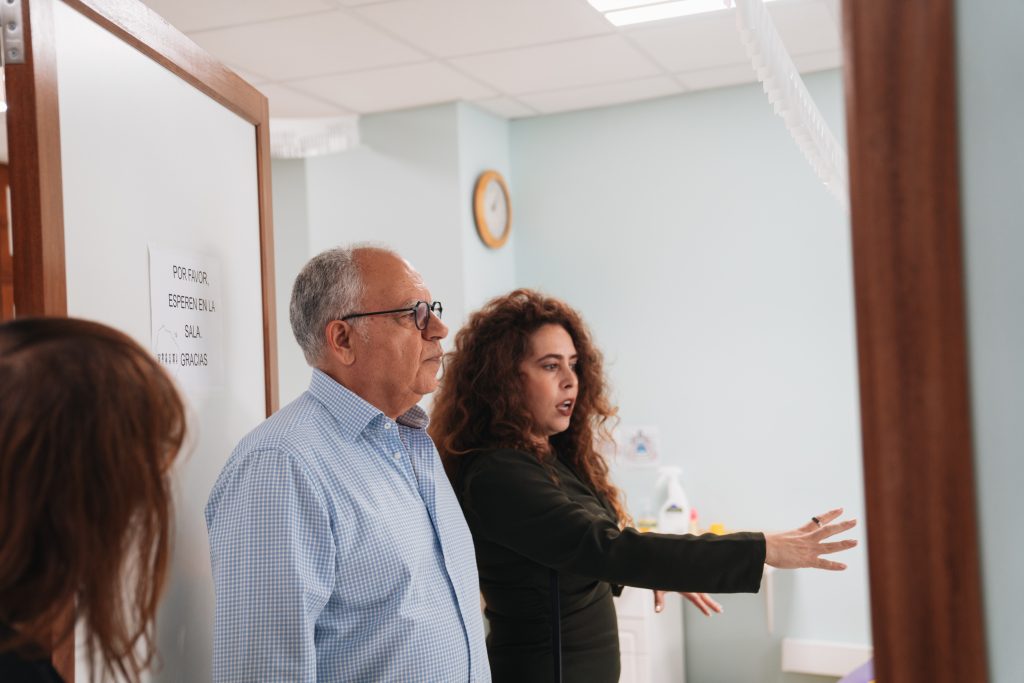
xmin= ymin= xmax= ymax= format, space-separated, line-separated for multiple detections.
xmin=473 ymin=170 xmax=511 ymax=249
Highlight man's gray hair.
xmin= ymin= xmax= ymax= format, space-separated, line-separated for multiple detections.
xmin=289 ymin=245 xmax=385 ymax=366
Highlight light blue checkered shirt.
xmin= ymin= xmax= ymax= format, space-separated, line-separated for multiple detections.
xmin=205 ymin=369 xmax=490 ymax=682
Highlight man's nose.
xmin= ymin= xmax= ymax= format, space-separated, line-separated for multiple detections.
xmin=423 ymin=311 xmax=448 ymax=341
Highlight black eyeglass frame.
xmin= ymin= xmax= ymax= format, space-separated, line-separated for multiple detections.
xmin=340 ymin=300 xmax=443 ymax=331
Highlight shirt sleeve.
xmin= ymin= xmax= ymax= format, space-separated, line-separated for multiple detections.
xmin=206 ymin=446 xmax=336 ymax=683
xmin=460 ymin=449 xmax=765 ymax=593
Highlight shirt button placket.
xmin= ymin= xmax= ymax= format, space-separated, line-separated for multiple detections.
xmin=385 ymin=421 xmax=403 ymax=465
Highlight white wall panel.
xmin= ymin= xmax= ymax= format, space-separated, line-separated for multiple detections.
xmin=55 ymin=3 xmax=266 ymax=679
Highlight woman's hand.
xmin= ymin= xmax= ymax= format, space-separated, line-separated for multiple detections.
xmin=763 ymin=507 xmax=858 ymax=570
xmin=653 ymin=590 xmax=723 ymax=616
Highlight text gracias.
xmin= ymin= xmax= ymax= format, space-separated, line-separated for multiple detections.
xmin=158 ymin=264 xmax=215 ymax=367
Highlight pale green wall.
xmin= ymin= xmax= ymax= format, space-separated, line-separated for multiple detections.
xmin=956 ymin=2 xmax=1024 ymax=681
xmin=271 ymin=103 xmax=518 ymax=407
xmin=456 ymin=103 xmax=517 ymax=314
xmin=303 ymin=104 xmax=466 ymax=327
xmin=509 ymin=70 xmax=867 ymax=683
xmin=270 ymin=158 xmax=311 ymax=406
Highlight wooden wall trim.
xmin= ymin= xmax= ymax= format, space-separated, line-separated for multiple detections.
xmin=842 ymin=2 xmax=989 ymax=681
xmin=7 ymin=0 xmax=67 ymax=318
xmin=256 ymin=113 xmax=280 ymax=415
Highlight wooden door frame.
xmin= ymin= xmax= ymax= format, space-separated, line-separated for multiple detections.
xmin=5 ymin=0 xmax=280 ymax=678
xmin=5 ymin=0 xmax=279 ymax=413
xmin=843 ymin=2 xmax=989 ymax=681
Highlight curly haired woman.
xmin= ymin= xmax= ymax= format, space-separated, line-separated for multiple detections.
xmin=430 ymin=289 xmax=856 ymax=683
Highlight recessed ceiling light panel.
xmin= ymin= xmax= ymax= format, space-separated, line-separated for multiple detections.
xmin=593 ymin=0 xmax=781 ymax=27
xmin=586 ymin=0 xmax=661 ymax=11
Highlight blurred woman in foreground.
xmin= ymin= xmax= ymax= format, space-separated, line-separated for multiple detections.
xmin=0 ymin=318 xmax=186 ymax=683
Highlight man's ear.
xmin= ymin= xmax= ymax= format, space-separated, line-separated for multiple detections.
xmin=325 ymin=319 xmax=358 ymax=366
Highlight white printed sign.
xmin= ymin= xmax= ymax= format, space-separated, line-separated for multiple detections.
xmin=149 ymin=245 xmax=225 ymax=390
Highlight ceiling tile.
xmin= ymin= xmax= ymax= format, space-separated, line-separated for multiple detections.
xmin=257 ymin=84 xmax=353 ymax=118
xmin=355 ymin=0 xmax=612 ymax=58
xmin=471 ymin=97 xmax=538 ymax=119
xmin=518 ymin=76 xmax=681 ymax=115
xmin=626 ymin=11 xmax=748 ymax=73
xmin=791 ymin=49 xmax=842 ymax=73
xmin=188 ymin=11 xmax=426 ymax=81
xmin=140 ymin=0 xmax=336 ymax=33
xmin=291 ymin=62 xmax=497 ymax=114
xmin=451 ymin=35 xmax=661 ymax=95
xmin=768 ymin=0 xmax=841 ymax=55
xmin=675 ymin=63 xmax=757 ymax=91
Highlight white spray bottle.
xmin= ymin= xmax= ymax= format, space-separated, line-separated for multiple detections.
xmin=656 ymin=466 xmax=691 ymax=535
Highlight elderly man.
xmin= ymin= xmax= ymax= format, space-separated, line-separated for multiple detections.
xmin=205 ymin=246 xmax=489 ymax=681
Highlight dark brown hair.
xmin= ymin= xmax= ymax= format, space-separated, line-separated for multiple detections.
xmin=0 ymin=317 xmax=186 ymax=682
xmin=430 ymin=289 xmax=628 ymax=524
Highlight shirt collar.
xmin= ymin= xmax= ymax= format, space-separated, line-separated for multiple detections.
xmin=397 ymin=404 xmax=429 ymax=430
xmin=308 ymin=369 xmax=430 ymax=437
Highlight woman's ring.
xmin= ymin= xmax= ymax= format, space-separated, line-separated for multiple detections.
xmin=812 ymin=516 xmax=822 ymax=527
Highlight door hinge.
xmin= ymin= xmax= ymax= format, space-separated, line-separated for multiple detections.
xmin=0 ymin=0 xmax=25 ymax=65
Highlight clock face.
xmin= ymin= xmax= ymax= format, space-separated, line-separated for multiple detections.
xmin=484 ymin=179 xmax=509 ymax=232
xmin=474 ymin=170 xmax=511 ymax=249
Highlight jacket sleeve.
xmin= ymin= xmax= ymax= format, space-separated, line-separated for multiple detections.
xmin=460 ymin=449 xmax=765 ymax=593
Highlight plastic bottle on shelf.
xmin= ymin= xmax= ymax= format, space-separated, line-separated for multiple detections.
xmin=635 ymin=498 xmax=658 ymax=533
xmin=655 ymin=466 xmax=690 ymax=535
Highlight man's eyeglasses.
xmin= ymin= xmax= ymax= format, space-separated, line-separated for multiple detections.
xmin=341 ymin=300 xmax=443 ymax=331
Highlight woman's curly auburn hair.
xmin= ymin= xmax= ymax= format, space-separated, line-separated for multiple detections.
xmin=0 ymin=317 xmax=186 ymax=683
xmin=430 ymin=289 xmax=629 ymax=525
